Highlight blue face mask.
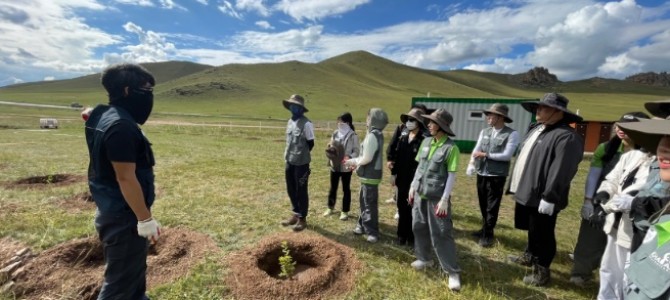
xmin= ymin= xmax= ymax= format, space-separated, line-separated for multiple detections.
xmin=289 ymin=104 xmax=303 ymax=120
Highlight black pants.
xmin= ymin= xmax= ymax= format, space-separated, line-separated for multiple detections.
xmin=518 ymin=203 xmax=559 ymax=268
xmin=476 ymin=175 xmax=506 ymax=236
xmin=95 ymin=213 xmax=150 ymax=300
xmin=285 ymin=163 xmax=310 ymax=218
xmin=396 ymin=175 xmax=414 ymax=243
xmin=570 ymin=218 xmax=607 ymax=279
xmin=327 ymin=171 xmax=352 ymax=212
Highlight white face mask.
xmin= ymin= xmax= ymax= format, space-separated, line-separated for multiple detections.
xmin=405 ymin=120 xmax=417 ymax=131
xmin=337 ymin=123 xmax=350 ymax=134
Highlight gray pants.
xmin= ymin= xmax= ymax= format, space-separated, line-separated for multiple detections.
xmin=357 ymin=183 xmax=379 ymax=237
xmin=412 ymin=194 xmax=461 ymax=274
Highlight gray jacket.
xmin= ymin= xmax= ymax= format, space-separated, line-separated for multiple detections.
xmin=329 ymin=130 xmax=360 ymax=172
xmin=510 ymin=122 xmax=584 ymax=210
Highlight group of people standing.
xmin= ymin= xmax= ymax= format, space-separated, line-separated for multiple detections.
xmin=80 ymin=62 xmax=670 ymax=299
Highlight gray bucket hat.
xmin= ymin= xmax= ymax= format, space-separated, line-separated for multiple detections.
xmin=644 ymin=100 xmax=670 ymax=119
xmin=282 ymin=94 xmax=309 ymax=112
xmin=483 ymin=103 xmax=513 ymax=123
xmin=617 ymin=115 xmax=670 ymax=152
xmin=400 ymin=107 xmax=426 ymax=125
xmin=422 ymin=109 xmax=455 ymax=137
xmin=521 ymin=93 xmax=583 ymax=123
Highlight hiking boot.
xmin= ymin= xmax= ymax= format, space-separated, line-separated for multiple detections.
xmin=478 ymin=236 xmax=494 ymax=248
xmin=569 ymin=275 xmax=589 ymax=286
xmin=410 ymin=259 xmax=434 ymax=270
xmin=281 ymin=214 xmax=299 ymax=226
xmin=293 ymin=218 xmax=307 ymax=232
xmin=508 ymin=252 xmax=534 ymax=267
xmin=339 ymin=212 xmax=349 ymax=221
xmin=322 ymin=208 xmax=333 ymax=216
xmin=366 ymin=235 xmax=378 ymax=243
xmin=353 ymin=226 xmax=364 ymax=235
xmin=448 ymin=273 xmax=461 ymax=291
xmin=523 ymin=265 xmax=551 ymax=286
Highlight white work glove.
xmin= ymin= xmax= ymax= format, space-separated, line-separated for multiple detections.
xmin=343 ymin=158 xmax=357 ymax=170
xmin=408 ymin=187 xmax=415 ymax=206
xmin=465 ymin=163 xmax=476 ymax=176
xmin=390 ymin=174 xmax=397 ymax=187
xmin=538 ymin=199 xmax=555 ymax=216
xmin=137 ymin=217 xmax=161 ymax=243
xmin=603 ymin=194 xmax=636 ymax=213
xmin=580 ymin=200 xmax=594 ymax=220
xmin=435 ymin=198 xmax=450 ymax=218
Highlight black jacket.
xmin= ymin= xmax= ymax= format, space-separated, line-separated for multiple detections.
xmin=510 ymin=121 xmax=584 ymax=210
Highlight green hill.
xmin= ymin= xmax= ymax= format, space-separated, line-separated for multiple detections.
xmin=0 ymin=51 xmax=666 ymax=121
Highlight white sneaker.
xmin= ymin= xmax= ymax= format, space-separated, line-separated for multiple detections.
xmin=353 ymin=226 xmax=364 ymax=235
xmin=394 ymin=212 xmax=399 ymax=220
xmin=410 ymin=259 xmax=434 ymax=270
xmin=322 ymin=208 xmax=333 ymax=216
xmin=366 ymin=235 xmax=378 ymax=243
xmin=339 ymin=212 xmax=349 ymax=221
xmin=448 ymin=273 xmax=461 ymax=291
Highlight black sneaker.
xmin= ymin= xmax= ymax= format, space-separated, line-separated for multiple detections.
xmin=523 ymin=265 xmax=551 ymax=286
xmin=508 ymin=252 xmax=534 ymax=267
xmin=478 ymin=236 xmax=494 ymax=248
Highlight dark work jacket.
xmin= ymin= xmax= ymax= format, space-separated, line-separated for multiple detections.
xmin=85 ymin=104 xmax=155 ymax=216
xmin=510 ymin=121 xmax=584 ymax=210
xmin=387 ymin=124 xmax=429 ymax=173
xmin=389 ymin=129 xmax=425 ymax=184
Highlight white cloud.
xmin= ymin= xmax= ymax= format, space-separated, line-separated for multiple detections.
xmin=255 ymin=20 xmax=274 ymax=29
xmin=194 ymin=0 xmax=208 ymax=4
xmin=236 ymin=0 xmax=270 ymax=17
xmin=231 ymin=26 xmax=323 ymax=53
xmin=275 ymin=0 xmax=370 ymax=22
xmin=44 ymin=76 xmax=55 ymax=81
xmin=106 ymin=22 xmax=177 ymax=63
xmin=218 ymin=1 xmax=242 ymax=19
xmin=0 ymin=0 xmax=120 ymax=78
xmin=114 ymin=0 xmax=154 ymax=6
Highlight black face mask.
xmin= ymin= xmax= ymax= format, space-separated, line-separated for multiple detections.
xmin=110 ymin=88 xmax=154 ymax=125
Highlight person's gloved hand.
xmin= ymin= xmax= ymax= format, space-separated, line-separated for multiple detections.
xmin=137 ymin=217 xmax=161 ymax=243
xmin=589 ymin=204 xmax=606 ymax=228
xmin=538 ymin=199 xmax=555 ymax=216
xmin=465 ymin=163 xmax=476 ymax=176
xmin=408 ymin=188 xmax=415 ymax=206
xmin=603 ymin=194 xmax=636 ymax=213
xmin=434 ymin=198 xmax=450 ymax=218
xmin=581 ymin=200 xmax=594 ymax=220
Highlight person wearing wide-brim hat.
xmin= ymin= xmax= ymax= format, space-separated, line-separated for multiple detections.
xmin=570 ymin=111 xmax=650 ymax=287
xmin=616 ymin=115 xmax=670 ymax=300
xmin=388 ymin=107 xmax=428 ymax=247
xmin=407 ymin=108 xmax=462 ymax=291
xmin=466 ymin=103 xmax=520 ymax=248
xmin=507 ymin=92 xmax=584 ymax=286
xmin=280 ymin=94 xmax=315 ymax=232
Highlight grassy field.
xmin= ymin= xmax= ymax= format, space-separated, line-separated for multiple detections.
xmin=0 ymin=106 xmax=601 ymax=300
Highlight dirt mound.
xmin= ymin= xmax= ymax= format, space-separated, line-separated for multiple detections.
xmin=0 ymin=237 xmax=29 ymax=266
xmin=5 ymin=174 xmax=85 ymax=189
xmin=11 ymin=227 xmax=219 ymax=299
xmin=226 ymin=232 xmax=361 ymax=300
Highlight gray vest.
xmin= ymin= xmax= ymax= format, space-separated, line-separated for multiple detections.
xmin=356 ymin=129 xmax=383 ymax=180
xmin=476 ymin=126 xmax=515 ymax=176
xmin=284 ymin=116 xmax=311 ymax=166
xmin=625 ymin=215 xmax=670 ymax=300
xmin=415 ymin=137 xmax=454 ymax=201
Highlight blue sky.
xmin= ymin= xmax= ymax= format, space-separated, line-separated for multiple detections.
xmin=1 ymin=0 xmax=669 ymax=86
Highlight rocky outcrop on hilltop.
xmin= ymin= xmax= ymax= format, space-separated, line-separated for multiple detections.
xmin=520 ymin=67 xmax=559 ymax=88
xmin=625 ymin=72 xmax=670 ymax=87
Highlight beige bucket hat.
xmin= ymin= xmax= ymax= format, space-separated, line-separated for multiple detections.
xmin=282 ymin=94 xmax=309 ymax=112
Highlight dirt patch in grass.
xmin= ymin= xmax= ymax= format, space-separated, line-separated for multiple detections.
xmin=53 ymin=192 xmax=96 ymax=212
xmin=10 ymin=227 xmax=219 ymax=300
xmin=226 ymin=232 xmax=361 ymax=300
xmin=0 ymin=237 xmax=30 ymax=266
xmin=5 ymin=174 xmax=85 ymax=189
